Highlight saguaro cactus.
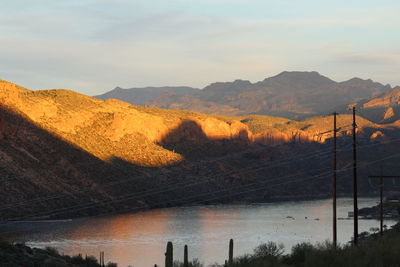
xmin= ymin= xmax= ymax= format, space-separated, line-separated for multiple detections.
xmin=99 ymin=251 xmax=105 ymax=267
xmin=228 ymin=239 xmax=233 ymax=267
xmin=165 ymin=242 xmax=173 ymax=267
xmin=184 ymin=245 xmax=189 ymax=267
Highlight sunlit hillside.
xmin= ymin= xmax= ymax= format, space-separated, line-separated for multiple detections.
xmin=1 ymin=79 xmax=400 ymax=221
xmin=1 ymin=79 xmax=393 ymax=167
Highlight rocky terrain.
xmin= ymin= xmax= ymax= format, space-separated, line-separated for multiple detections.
xmin=347 ymin=86 xmax=400 ymax=124
xmin=96 ymin=72 xmax=392 ymax=120
xmin=1 ymin=79 xmax=400 ymax=221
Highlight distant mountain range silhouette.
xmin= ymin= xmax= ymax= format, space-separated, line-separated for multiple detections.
xmin=96 ymin=71 xmax=396 ymax=120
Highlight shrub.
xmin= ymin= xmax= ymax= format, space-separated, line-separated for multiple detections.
xmin=45 ymin=246 xmax=60 ymax=257
xmin=174 ymin=258 xmax=204 ymax=267
xmin=253 ymin=242 xmax=284 ymax=258
xmin=283 ymin=243 xmax=314 ymax=266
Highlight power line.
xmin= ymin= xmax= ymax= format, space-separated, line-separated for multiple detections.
xmin=2 ymin=150 xmax=399 ymax=234
xmin=13 ymin=154 xmax=335 ymax=219
xmin=3 ymin=134 xmax=391 ymax=212
xmin=3 ymin=126 xmax=400 ymax=221
xmin=0 ymin=143 xmax=337 ymax=211
xmin=17 ymin=147 xmax=400 ymax=221
xmin=3 ymin=124 xmax=400 ymax=211
xmin=16 ymin=166 xmax=335 ymax=220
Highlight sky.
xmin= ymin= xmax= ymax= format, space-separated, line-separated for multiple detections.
xmin=1 ymin=0 xmax=400 ymax=95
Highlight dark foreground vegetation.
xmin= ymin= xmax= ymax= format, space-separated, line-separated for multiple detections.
xmin=223 ymin=232 xmax=400 ymax=267
xmin=2 ymin=223 xmax=400 ymax=267
xmin=0 ymin=239 xmax=117 ymax=267
xmin=174 ymin=223 xmax=400 ymax=267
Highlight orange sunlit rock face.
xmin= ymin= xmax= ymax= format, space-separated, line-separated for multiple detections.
xmin=0 ymin=79 xmax=390 ymax=167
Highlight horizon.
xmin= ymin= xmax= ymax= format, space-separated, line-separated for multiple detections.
xmin=107 ymin=70 xmax=398 ymax=92
xmin=3 ymin=70 xmax=399 ymax=95
xmin=1 ymin=0 xmax=400 ymax=95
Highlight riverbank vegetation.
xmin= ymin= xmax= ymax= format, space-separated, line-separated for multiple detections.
xmin=1 ymin=223 xmax=399 ymax=267
xmin=238 ymin=223 xmax=399 ymax=267
xmin=174 ymin=223 xmax=400 ymax=267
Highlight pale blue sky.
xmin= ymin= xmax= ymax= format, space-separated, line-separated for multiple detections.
xmin=1 ymin=0 xmax=399 ymax=95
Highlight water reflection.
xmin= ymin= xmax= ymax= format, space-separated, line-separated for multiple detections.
xmin=0 ymin=198 xmax=394 ymax=267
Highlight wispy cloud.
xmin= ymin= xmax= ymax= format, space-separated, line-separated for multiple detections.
xmin=333 ymin=52 xmax=400 ymax=66
xmin=0 ymin=0 xmax=399 ymax=94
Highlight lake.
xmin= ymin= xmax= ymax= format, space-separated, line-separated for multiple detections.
xmin=0 ymin=198 xmax=395 ymax=267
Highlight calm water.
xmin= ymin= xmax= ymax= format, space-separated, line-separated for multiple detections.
xmin=0 ymin=198 xmax=395 ymax=267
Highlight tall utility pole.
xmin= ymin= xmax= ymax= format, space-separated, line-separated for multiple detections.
xmin=368 ymin=171 xmax=400 ymax=236
xmin=332 ymin=112 xmax=337 ymax=247
xmin=352 ymin=107 xmax=358 ymax=245
xmin=379 ymin=166 xmax=383 ymax=235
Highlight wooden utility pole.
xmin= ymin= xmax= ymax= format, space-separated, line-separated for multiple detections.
xmin=379 ymin=166 xmax=383 ymax=235
xmin=352 ymin=107 xmax=358 ymax=245
xmin=332 ymin=112 xmax=337 ymax=247
xmin=368 ymin=171 xmax=400 ymax=236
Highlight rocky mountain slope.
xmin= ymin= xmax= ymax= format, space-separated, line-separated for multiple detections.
xmin=96 ymin=72 xmax=392 ymax=119
xmin=1 ymin=79 xmax=400 ymax=221
xmin=348 ymin=86 xmax=400 ymax=123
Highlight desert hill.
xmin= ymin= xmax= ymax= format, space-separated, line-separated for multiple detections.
xmin=96 ymin=72 xmax=392 ymax=119
xmin=1 ymin=79 xmax=400 ymax=221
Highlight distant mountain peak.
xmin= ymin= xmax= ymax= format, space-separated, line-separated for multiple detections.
xmin=262 ymin=71 xmax=334 ymax=83
xmin=343 ymin=77 xmax=376 ymax=83
xmin=276 ymin=70 xmax=321 ymax=76
xmin=203 ymin=79 xmax=252 ymax=91
xmin=340 ymin=77 xmax=391 ymax=94
xmin=232 ymin=79 xmax=251 ymax=84
xmin=346 ymin=77 xmax=366 ymax=82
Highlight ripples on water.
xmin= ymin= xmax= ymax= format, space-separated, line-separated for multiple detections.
xmin=0 ymin=198 xmax=395 ymax=267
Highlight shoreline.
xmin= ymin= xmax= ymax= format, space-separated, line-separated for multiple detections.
xmin=1 ymin=195 xmax=382 ymax=223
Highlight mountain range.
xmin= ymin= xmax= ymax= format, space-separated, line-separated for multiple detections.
xmin=96 ymin=71 xmax=396 ymax=120
xmin=2 ymin=76 xmax=400 ymax=221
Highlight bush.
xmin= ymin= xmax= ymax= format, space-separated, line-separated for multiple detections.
xmin=253 ymin=242 xmax=284 ymax=258
xmin=45 ymin=246 xmax=60 ymax=257
xmin=282 ymin=243 xmax=314 ymax=266
xmin=173 ymin=258 xmax=204 ymax=267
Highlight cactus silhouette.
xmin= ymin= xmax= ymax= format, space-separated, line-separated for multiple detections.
xmin=229 ymin=239 xmax=233 ymax=266
xmin=165 ymin=242 xmax=173 ymax=267
xmin=184 ymin=245 xmax=189 ymax=267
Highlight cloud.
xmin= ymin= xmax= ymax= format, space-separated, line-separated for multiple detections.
xmin=333 ymin=53 xmax=400 ymax=66
xmin=1 ymin=0 xmax=400 ymax=94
